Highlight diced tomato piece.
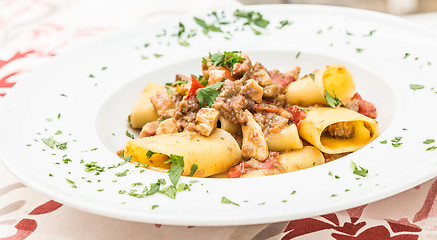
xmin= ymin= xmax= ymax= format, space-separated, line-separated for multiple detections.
xmin=271 ymin=74 xmax=295 ymax=88
xmin=186 ymin=75 xmax=204 ymax=98
xmin=228 ymin=162 xmax=247 ymax=178
xmin=288 ymin=105 xmax=306 ymax=127
xmin=352 ymin=93 xmax=377 ymax=119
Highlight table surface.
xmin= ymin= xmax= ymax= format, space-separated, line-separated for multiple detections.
xmin=1 ymin=1 xmax=437 ymax=239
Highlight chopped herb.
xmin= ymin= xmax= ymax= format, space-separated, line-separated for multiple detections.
xmin=46 ymin=118 xmax=52 ymax=122
xmin=90 ymin=148 xmax=98 ymax=151
xmin=309 ymin=73 xmax=315 ymax=81
xmin=356 ymin=48 xmax=364 ymax=53
xmin=233 ymin=10 xmax=270 ymax=34
xmin=152 ymin=205 xmax=159 ymax=210
xmin=317 ymin=29 xmax=322 ymax=34
xmin=295 ymin=52 xmax=301 ymax=59
xmin=277 ymin=20 xmax=293 ymax=29
xmin=115 ymin=169 xmax=129 ymax=177
xmin=140 ymin=169 xmax=145 ymax=173
xmin=291 ymin=190 xmax=296 ymax=195
xmin=166 ymin=154 xmax=184 ymax=186
xmin=427 ymin=146 xmax=437 ymax=151
xmin=41 ymin=137 xmax=67 ymax=150
xmin=26 ymin=144 xmax=31 ymax=147
xmin=62 ymin=158 xmax=72 ymax=164
xmin=66 ymin=178 xmax=77 ymax=188
xmin=380 ymin=140 xmax=387 ymax=144
xmin=154 ymin=54 xmax=163 ymax=58
xmin=54 ymin=130 xmax=62 ymax=135
xmin=84 ymin=162 xmax=104 ymax=174
xmin=189 ymin=164 xmax=198 ymax=177
xmin=351 ymin=160 xmax=368 ymax=177
xmin=346 ymin=30 xmax=354 ymax=36
xmin=159 ymin=185 xmax=177 ymax=199
xmin=146 ymin=182 xmax=161 ymax=195
xmin=328 ymin=171 xmax=333 ymax=176
xmin=335 ymin=175 xmax=340 ymax=179
xmin=126 ymin=130 xmax=134 ymax=139
xmin=282 ymin=200 xmax=287 ymax=203
xmin=60 ymin=94 xmax=68 ymax=97
xmin=141 ymin=55 xmax=148 ymax=60
xmin=410 ymin=84 xmax=424 ymax=90
xmin=49 ymin=173 xmax=53 ymax=177
xmin=424 ymin=139 xmax=435 ymax=144
xmin=324 ymin=90 xmax=343 ymax=108
xmin=330 ymin=194 xmax=337 ymax=197
xmin=57 ymin=113 xmax=61 ymax=119
xmin=208 ymin=51 xmax=243 ymax=69
xmin=363 ymin=29 xmax=376 ymax=36
xmin=177 ymin=183 xmax=190 ymax=192
xmin=345 ymin=189 xmax=350 ymax=192
xmin=221 ymin=196 xmax=239 ymax=206
xmin=89 ymin=74 xmax=95 ymax=78
xmin=132 ymin=182 xmax=143 ymax=187
xmin=139 ymin=162 xmax=149 ymax=168
xmin=197 ymin=82 xmax=224 ymax=107
xmin=144 ymin=43 xmax=150 ymax=48
xmin=102 ymin=66 xmax=107 ymax=71
xmin=258 ymin=202 xmax=265 ymax=205
xmin=165 ymin=85 xmax=174 ymax=95
xmin=97 ymin=189 xmax=104 ymax=192
xmin=403 ymin=53 xmax=410 ymax=59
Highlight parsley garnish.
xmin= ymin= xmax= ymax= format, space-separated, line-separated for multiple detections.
xmin=115 ymin=169 xmax=129 ymax=177
xmin=208 ymin=51 xmax=243 ymax=69
xmin=363 ymin=29 xmax=376 ymax=37
xmin=159 ymin=185 xmax=177 ymax=199
xmin=380 ymin=140 xmax=387 ymax=144
xmin=177 ymin=183 xmax=190 ymax=192
xmin=197 ymin=82 xmax=224 ymax=107
xmin=424 ymin=139 xmax=435 ymax=144
xmin=66 ymin=178 xmax=77 ymax=188
xmin=189 ymin=164 xmax=198 ymax=177
xmin=154 ymin=53 xmax=163 ymax=58
xmin=277 ymin=20 xmax=293 ymax=29
xmin=356 ymin=48 xmax=364 ymax=53
xmin=221 ymin=196 xmax=239 ymax=206
xmin=166 ymin=154 xmax=185 ymax=186
xmin=351 ymin=160 xmax=368 ymax=177
xmin=410 ymin=84 xmax=424 ymax=90
xmin=193 ymin=17 xmax=222 ymax=35
xmin=126 ymin=130 xmax=134 ymax=139
xmin=85 ymin=162 xmax=105 ymax=174
xmin=146 ymin=150 xmax=155 ymax=158
xmin=391 ymin=136 xmax=403 ymax=147
xmin=233 ymin=10 xmax=270 ymax=35
xmin=427 ymin=146 xmax=437 ymax=151
xmin=324 ymin=90 xmax=343 ymax=108
xmin=41 ymin=137 xmax=67 ymax=150
xmin=309 ymin=73 xmax=315 ymax=81
xmin=55 ymin=130 xmax=62 ymax=135
xmin=152 ymin=205 xmax=159 ymax=210
xmin=403 ymin=53 xmax=410 ymax=59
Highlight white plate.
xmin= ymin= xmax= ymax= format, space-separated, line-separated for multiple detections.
xmin=1 ymin=5 xmax=437 ymax=226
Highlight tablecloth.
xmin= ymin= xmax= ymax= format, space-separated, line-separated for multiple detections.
xmin=1 ymin=1 xmax=437 ymax=239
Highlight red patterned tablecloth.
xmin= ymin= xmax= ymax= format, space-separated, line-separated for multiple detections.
xmin=1 ymin=1 xmax=437 ymax=239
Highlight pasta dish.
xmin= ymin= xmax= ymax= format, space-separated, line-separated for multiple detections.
xmin=121 ymin=51 xmax=379 ymax=178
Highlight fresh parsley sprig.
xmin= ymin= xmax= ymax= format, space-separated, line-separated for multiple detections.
xmin=324 ymin=90 xmax=343 ymax=108
xmin=197 ymin=82 xmax=224 ymax=107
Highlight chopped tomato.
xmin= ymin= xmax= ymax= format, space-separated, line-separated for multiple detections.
xmin=352 ymin=93 xmax=377 ymax=119
xmin=186 ymin=75 xmax=204 ymax=98
xmin=288 ymin=105 xmax=306 ymax=127
xmin=270 ymin=74 xmax=296 ymax=88
xmin=228 ymin=153 xmax=280 ymax=178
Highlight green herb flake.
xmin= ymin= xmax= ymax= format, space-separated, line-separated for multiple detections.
xmin=380 ymin=140 xmax=387 ymax=144
xmin=277 ymin=20 xmax=293 ymax=29
xmin=351 ymin=160 xmax=368 ymax=177
xmin=291 ymin=190 xmax=296 ymax=195
xmin=427 ymin=146 xmax=437 ymax=151
xmin=364 ymin=29 xmax=376 ymax=37
xmin=403 ymin=53 xmax=410 ymax=59
xmin=177 ymin=183 xmax=190 ymax=192
xmin=410 ymin=84 xmax=424 ymax=90
xmin=97 ymin=189 xmax=104 ymax=192
xmin=197 ymin=82 xmax=224 ymax=107
xmin=324 ymin=90 xmax=343 ymax=108
xmin=309 ymin=73 xmax=315 ymax=81
xmin=49 ymin=173 xmax=53 ymax=177
xmin=115 ymin=169 xmax=129 ymax=177
xmin=66 ymin=178 xmax=77 ymax=188
xmin=89 ymin=74 xmax=95 ymax=78
xmin=189 ymin=164 xmax=198 ymax=177
xmin=424 ymin=139 xmax=435 ymax=144
xmin=154 ymin=53 xmax=163 ymax=58
xmin=159 ymin=185 xmax=177 ymax=199
xmin=296 ymin=52 xmax=301 ymax=59
xmin=166 ymin=154 xmax=185 ymax=186
xmin=330 ymin=194 xmax=337 ymax=197
xmin=126 ymin=130 xmax=134 ymax=139
xmin=102 ymin=67 xmax=107 ymax=71
xmin=54 ymin=130 xmax=62 ymax=135
xmin=221 ymin=196 xmax=239 ymax=206
xmin=356 ymin=48 xmax=364 ymax=53
xmin=152 ymin=205 xmax=159 ymax=210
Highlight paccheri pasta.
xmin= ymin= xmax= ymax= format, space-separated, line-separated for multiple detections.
xmin=121 ymin=51 xmax=379 ymax=178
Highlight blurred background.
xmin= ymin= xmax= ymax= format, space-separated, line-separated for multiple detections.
xmin=239 ymin=0 xmax=437 ymax=15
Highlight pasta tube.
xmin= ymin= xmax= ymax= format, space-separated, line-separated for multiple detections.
xmin=297 ymin=107 xmax=379 ymax=154
xmin=123 ymin=129 xmax=242 ymax=177
xmin=285 ymin=64 xmax=356 ymax=106
xmin=265 ymin=124 xmax=303 ymax=151
xmin=279 ymin=146 xmax=325 ymax=172
xmin=130 ymin=82 xmax=164 ymax=128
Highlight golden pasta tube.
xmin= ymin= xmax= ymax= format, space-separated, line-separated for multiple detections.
xmin=265 ymin=124 xmax=303 ymax=151
xmin=217 ymin=116 xmax=241 ymax=135
xmin=130 ymin=82 xmax=164 ymax=128
xmin=123 ymin=129 xmax=242 ymax=178
xmin=297 ymin=107 xmax=379 ymax=154
xmin=279 ymin=146 xmax=325 ymax=172
xmin=285 ymin=64 xmax=356 ymax=106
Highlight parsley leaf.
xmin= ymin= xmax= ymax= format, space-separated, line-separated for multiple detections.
xmin=351 ymin=160 xmax=368 ymax=177
xmin=193 ymin=17 xmax=222 ymax=35
xmin=221 ymin=196 xmax=240 ymax=206
xmin=410 ymin=84 xmax=424 ymax=90
xmin=126 ymin=130 xmax=134 ymax=139
xmin=159 ymin=185 xmax=177 ymax=199
xmin=309 ymin=73 xmax=315 ymax=81
xmin=324 ymin=90 xmax=343 ymax=108
xmin=146 ymin=150 xmax=155 ymax=158
xmin=208 ymin=51 xmax=243 ymax=69
xmin=277 ymin=20 xmax=293 ymax=29
xmin=427 ymin=146 xmax=437 ymax=151
xmin=197 ymin=82 xmax=224 ymax=107
xmin=233 ymin=10 xmax=270 ymax=34
xmin=424 ymin=139 xmax=435 ymax=144
xmin=189 ymin=164 xmax=198 ymax=177
xmin=167 ymin=154 xmax=185 ymax=186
